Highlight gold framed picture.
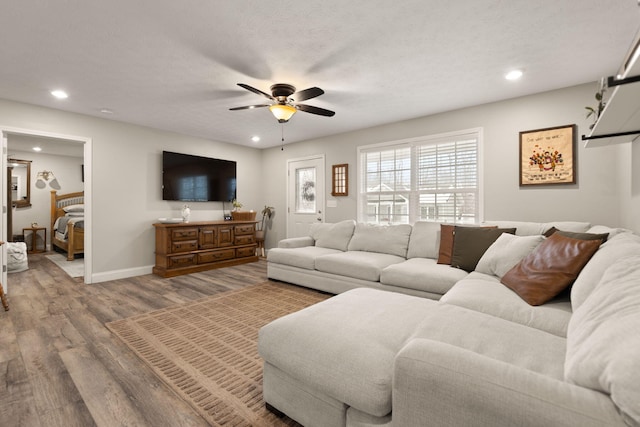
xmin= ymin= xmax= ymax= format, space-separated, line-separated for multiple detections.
xmin=519 ymin=124 xmax=576 ymax=186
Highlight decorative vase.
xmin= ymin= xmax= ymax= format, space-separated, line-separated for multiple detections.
xmin=181 ymin=205 xmax=191 ymax=223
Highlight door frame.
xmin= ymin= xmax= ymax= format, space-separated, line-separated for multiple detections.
xmin=1 ymin=126 xmax=92 ymax=288
xmin=286 ymin=154 xmax=325 ymax=238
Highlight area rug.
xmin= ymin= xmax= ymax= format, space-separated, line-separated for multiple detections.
xmin=45 ymin=253 xmax=84 ymax=277
xmin=106 ymin=282 xmax=330 ymax=426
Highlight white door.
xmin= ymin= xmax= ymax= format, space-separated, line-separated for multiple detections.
xmin=1 ymin=132 xmax=7 ymax=291
xmin=287 ymin=156 xmax=325 ymax=238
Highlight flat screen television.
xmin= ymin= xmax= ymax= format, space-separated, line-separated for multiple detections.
xmin=162 ymin=151 xmax=237 ymax=202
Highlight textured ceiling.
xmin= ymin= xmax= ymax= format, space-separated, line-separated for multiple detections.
xmin=1 ymin=1 xmax=639 ymax=148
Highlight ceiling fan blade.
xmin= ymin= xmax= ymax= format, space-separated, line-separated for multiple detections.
xmin=237 ymin=83 xmax=274 ymax=100
xmin=296 ymin=104 xmax=335 ymax=117
xmin=292 ymin=87 xmax=324 ymax=102
xmin=229 ymin=104 xmax=271 ymax=111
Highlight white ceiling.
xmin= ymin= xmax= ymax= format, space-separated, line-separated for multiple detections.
xmin=1 ymin=1 xmax=639 ymax=149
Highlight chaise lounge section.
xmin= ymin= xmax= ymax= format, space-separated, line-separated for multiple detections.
xmin=259 ymin=220 xmax=640 ymax=426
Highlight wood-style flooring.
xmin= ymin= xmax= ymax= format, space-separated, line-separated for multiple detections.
xmin=0 ymin=253 xmax=271 ymax=426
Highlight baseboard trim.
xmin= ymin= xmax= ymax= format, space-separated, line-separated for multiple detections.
xmin=91 ymin=265 xmax=154 ymax=283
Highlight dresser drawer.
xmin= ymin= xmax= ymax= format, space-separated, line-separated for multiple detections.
xmin=198 ymin=249 xmax=236 ymax=264
xmin=171 ymin=240 xmax=198 ymax=253
xmin=234 ymin=224 xmax=255 ymax=235
xmin=167 ymin=253 xmax=196 ymax=269
xmin=236 ymin=246 xmax=257 ymax=258
xmin=234 ymin=234 xmax=255 ymax=246
xmin=171 ymin=228 xmax=198 ymax=241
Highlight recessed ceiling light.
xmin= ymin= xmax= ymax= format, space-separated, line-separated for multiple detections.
xmin=51 ymin=89 xmax=68 ymax=99
xmin=251 ymin=136 xmax=260 ymax=142
xmin=100 ymin=108 xmax=114 ymax=114
xmin=505 ymin=70 xmax=523 ymax=81
xmin=32 ymin=146 xmax=42 ymax=152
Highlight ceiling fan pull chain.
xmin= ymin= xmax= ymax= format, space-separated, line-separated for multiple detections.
xmin=281 ymin=124 xmax=285 ymax=151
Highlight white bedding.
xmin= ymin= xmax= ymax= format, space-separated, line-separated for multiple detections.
xmin=54 ymin=215 xmax=84 ymax=240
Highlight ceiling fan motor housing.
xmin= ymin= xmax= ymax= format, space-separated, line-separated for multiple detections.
xmin=270 ymin=83 xmax=296 ymax=100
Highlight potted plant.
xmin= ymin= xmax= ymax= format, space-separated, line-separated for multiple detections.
xmin=257 ymin=205 xmax=275 ymax=234
xmin=230 ymin=199 xmax=256 ymax=221
xmin=256 ymin=206 xmax=274 ymax=257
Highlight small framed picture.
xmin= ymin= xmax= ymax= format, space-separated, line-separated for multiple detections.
xmin=519 ymin=124 xmax=576 ymax=186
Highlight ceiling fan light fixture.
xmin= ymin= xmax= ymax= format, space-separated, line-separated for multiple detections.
xmin=269 ymin=104 xmax=297 ymax=123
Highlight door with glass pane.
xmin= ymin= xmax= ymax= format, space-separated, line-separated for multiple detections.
xmin=287 ymin=156 xmax=325 ymax=238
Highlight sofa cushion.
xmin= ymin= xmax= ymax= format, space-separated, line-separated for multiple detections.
xmin=277 ymin=236 xmax=315 ymax=248
xmin=501 ymin=233 xmax=603 ymax=306
xmin=586 ymin=224 xmax=631 ymax=240
xmin=267 ymin=246 xmax=343 ymax=270
xmin=411 ymin=302 xmax=567 ymax=379
xmin=475 ymin=233 xmax=545 ymax=278
xmin=450 ymin=227 xmax=516 ymax=272
xmin=380 ymin=258 xmax=469 ymax=295
xmin=347 ymin=223 xmax=412 ymax=258
xmin=571 ymin=232 xmax=640 ymax=311
xmin=309 ymin=219 xmax=356 ymax=251
xmin=258 ymin=288 xmax=435 ymax=417
xmin=441 ymin=272 xmax=572 ymax=337
xmin=315 ymin=251 xmax=406 ymax=282
xmin=566 ymin=256 xmax=640 ymax=426
xmin=407 ymin=221 xmax=441 ymax=259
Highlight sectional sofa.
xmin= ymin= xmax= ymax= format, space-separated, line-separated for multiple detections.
xmin=259 ymin=220 xmax=640 ymax=426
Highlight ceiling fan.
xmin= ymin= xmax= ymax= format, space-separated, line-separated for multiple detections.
xmin=230 ymin=83 xmax=335 ymax=123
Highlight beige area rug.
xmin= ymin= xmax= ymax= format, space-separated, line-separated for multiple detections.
xmin=106 ymin=282 xmax=331 ymax=426
xmin=45 ymin=253 xmax=84 ymax=277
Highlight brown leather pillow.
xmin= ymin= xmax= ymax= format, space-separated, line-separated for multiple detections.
xmin=437 ymin=224 xmax=456 ymax=264
xmin=501 ymin=233 xmax=604 ymax=306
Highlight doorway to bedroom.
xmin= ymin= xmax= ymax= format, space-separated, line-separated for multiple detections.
xmin=1 ymin=127 xmax=92 ymax=295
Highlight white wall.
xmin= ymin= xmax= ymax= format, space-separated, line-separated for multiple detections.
xmin=618 ymin=141 xmax=640 ymax=232
xmin=0 ymin=98 xmax=263 ymax=279
xmin=9 ymin=148 xmax=84 ymax=245
xmin=261 ymin=83 xmax=628 ymax=250
xmin=0 ymin=82 xmax=632 ymax=280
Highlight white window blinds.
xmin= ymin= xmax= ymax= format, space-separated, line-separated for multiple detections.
xmin=358 ymin=130 xmax=481 ymax=225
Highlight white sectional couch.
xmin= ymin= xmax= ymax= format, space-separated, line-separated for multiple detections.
xmin=259 ymin=220 xmax=640 ymax=426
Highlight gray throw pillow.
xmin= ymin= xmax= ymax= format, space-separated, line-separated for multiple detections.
xmin=475 ymin=233 xmax=545 ymax=278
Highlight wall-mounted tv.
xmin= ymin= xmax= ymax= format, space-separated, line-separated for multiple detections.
xmin=162 ymin=151 xmax=237 ymax=202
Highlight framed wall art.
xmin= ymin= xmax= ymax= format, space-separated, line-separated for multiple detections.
xmin=519 ymin=124 xmax=576 ymax=186
xmin=331 ymin=163 xmax=348 ymax=196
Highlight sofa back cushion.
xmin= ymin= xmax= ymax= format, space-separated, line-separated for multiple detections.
xmin=407 ymin=221 xmax=441 ymax=259
xmin=348 ymin=223 xmax=412 ymax=258
xmin=309 ymin=220 xmax=356 ymax=251
xmin=565 ymin=255 xmax=640 ymax=426
xmin=571 ymin=232 xmax=640 ymax=311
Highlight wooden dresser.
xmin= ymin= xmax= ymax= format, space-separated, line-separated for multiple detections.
xmin=153 ymin=220 xmax=258 ymax=278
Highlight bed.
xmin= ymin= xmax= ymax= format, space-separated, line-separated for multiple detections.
xmin=50 ymin=190 xmax=84 ymax=261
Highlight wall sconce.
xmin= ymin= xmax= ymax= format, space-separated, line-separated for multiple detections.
xmin=36 ymin=170 xmax=61 ymax=190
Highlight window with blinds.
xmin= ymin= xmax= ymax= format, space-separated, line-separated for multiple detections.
xmin=358 ymin=129 xmax=481 ymax=225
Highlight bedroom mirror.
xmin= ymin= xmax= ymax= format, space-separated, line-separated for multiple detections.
xmin=8 ymin=158 xmax=31 ymax=208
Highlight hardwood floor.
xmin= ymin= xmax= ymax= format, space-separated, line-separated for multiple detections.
xmin=0 ymin=253 xmax=271 ymax=426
